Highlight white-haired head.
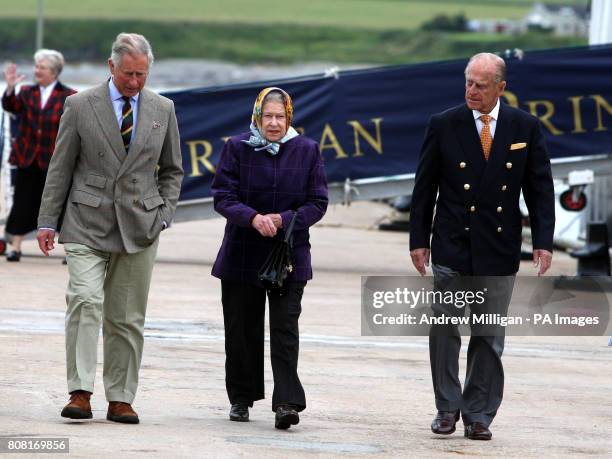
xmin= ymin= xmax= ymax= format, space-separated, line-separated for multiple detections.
xmin=464 ymin=52 xmax=507 ymax=114
xmin=465 ymin=52 xmax=506 ymax=83
xmin=34 ymin=49 xmax=65 ymax=77
xmin=110 ymin=33 xmax=154 ymax=68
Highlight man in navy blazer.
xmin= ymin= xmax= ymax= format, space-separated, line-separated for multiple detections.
xmin=410 ymin=53 xmax=555 ymax=440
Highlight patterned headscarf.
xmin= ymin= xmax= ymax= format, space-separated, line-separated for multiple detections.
xmin=242 ymin=87 xmax=299 ymax=155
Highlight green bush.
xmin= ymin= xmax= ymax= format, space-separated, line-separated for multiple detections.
xmin=0 ymin=18 xmax=586 ymax=66
xmin=421 ymin=13 xmax=468 ymax=32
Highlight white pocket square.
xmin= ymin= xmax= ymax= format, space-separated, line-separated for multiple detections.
xmin=510 ymin=142 xmax=527 ymax=150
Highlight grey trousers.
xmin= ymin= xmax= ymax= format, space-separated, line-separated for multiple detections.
xmin=430 ymin=264 xmax=515 ymax=427
xmin=63 ymin=240 xmax=158 ymax=403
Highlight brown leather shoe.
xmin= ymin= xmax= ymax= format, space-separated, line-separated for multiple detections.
xmin=464 ymin=422 xmax=492 ymax=440
xmin=107 ymin=402 xmax=139 ymax=424
xmin=431 ymin=410 xmax=460 ymax=434
xmin=61 ymin=390 xmax=92 ymax=419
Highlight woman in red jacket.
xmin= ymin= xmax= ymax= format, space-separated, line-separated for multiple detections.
xmin=2 ymin=49 xmax=76 ymax=261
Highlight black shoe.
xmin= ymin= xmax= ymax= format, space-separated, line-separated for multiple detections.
xmin=229 ymin=404 xmax=249 ymax=422
xmin=431 ymin=410 xmax=460 ymax=435
xmin=275 ymin=405 xmax=299 ymax=430
xmin=6 ymin=250 xmax=21 ymax=262
xmin=464 ymin=422 xmax=492 ymax=440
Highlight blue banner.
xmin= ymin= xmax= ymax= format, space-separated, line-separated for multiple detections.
xmin=165 ymin=45 xmax=612 ymax=202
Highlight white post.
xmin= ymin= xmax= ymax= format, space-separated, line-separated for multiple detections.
xmin=36 ymin=0 xmax=44 ymax=50
xmin=589 ymin=0 xmax=612 ymax=45
xmin=0 ymin=110 xmax=13 ymax=222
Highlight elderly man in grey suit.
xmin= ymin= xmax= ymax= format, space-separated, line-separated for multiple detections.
xmin=36 ymin=33 xmax=184 ymax=424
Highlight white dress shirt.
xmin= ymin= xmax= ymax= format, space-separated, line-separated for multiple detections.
xmin=472 ymin=98 xmax=500 ymax=139
xmin=39 ymin=80 xmax=58 ymax=109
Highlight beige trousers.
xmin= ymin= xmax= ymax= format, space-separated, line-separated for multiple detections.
xmin=63 ymin=240 xmax=158 ymax=403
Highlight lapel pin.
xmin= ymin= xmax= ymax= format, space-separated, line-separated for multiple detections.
xmin=152 ymin=121 xmax=161 ymax=129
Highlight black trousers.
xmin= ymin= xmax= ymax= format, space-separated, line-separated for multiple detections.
xmin=429 ymin=264 xmax=515 ymax=427
xmin=6 ymin=165 xmax=47 ymax=236
xmin=221 ymin=280 xmax=306 ymax=412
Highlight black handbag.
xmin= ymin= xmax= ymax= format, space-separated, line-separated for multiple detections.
xmin=258 ymin=212 xmax=297 ymax=289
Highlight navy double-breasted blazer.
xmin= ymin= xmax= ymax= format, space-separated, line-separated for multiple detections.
xmin=409 ymin=102 xmax=555 ymax=275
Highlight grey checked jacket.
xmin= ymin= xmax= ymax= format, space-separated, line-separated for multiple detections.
xmin=38 ymin=82 xmax=184 ymax=253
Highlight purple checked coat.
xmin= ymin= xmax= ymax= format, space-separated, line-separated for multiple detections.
xmin=211 ymin=132 xmax=328 ymax=284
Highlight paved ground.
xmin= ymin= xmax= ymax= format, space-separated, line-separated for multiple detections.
xmin=1 ymin=202 xmax=611 ymax=458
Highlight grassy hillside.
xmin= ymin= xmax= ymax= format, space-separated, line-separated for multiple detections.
xmin=0 ymin=1 xmax=589 ymax=65
xmin=2 ymin=0 xmax=589 ymax=30
xmin=0 ymin=18 xmax=587 ymax=65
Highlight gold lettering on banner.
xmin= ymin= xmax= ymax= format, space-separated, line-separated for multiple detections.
xmin=347 ymin=118 xmax=383 ymax=157
xmin=568 ymin=96 xmax=587 ymax=134
xmin=525 ymin=100 xmax=564 ymax=135
xmin=186 ymin=140 xmax=215 ymax=177
xmin=590 ymin=94 xmax=612 ymax=132
xmin=320 ymin=123 xmax=348 ymax=159
xmin=502 ymin=91 xmax=519 ymax=108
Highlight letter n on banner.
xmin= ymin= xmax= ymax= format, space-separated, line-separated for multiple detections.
xmin=347 ymin=118 xmax=383 ymax=157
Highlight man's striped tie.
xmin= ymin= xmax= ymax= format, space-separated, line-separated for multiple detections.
xmin=121 ymin=96 xmax=133 ymax=152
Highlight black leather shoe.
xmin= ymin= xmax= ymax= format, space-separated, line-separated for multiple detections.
xmin=275 ymin=405 xmax=299 ymax=430
xmin=6 ymin=250 xmax=21 ymax=262
xmin=229 ymin=404 xmax=249 ymax=422
xmin=431 ymin=410 xmax=460 ymax=435
xmin=464 ymin=422 xmax=492 ymax=440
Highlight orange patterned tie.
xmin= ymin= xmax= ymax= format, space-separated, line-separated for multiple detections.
xmin=480 ymin=114 xmax=492 ymax=160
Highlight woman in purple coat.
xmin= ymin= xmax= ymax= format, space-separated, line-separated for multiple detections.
xmin=211 ymin=87 xmax=328 ymax=429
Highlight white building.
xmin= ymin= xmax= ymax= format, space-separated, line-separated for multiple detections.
xmin=524 ymin=2 xmax=589 ymax=37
